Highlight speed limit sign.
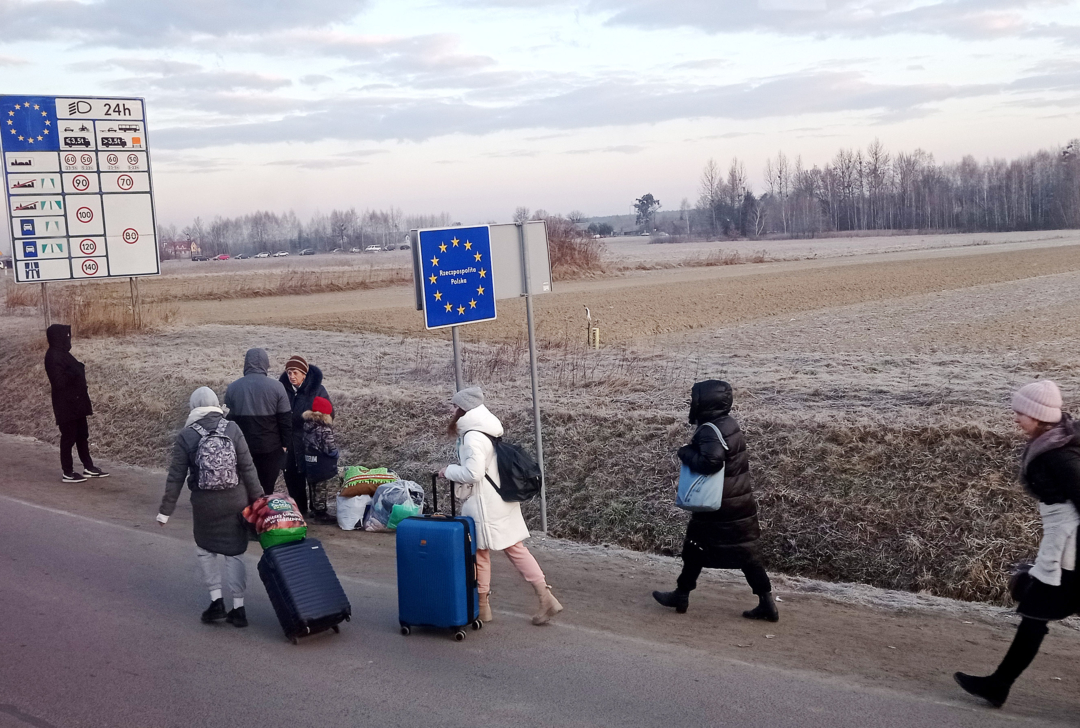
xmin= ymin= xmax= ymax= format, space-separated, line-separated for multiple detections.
xmin=123 ymin=228 xmax=139 ymax=244
xmin=81 ymin=259 xmax=100 ymax=276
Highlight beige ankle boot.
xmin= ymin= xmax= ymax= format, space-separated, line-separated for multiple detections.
xmin=531 ymin=581 xmax=563 ymax=625
xmin=479 ymin=592 xmax=493 ymax=622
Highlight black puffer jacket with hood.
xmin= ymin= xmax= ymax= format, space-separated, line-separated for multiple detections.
xmin=279 ymin=364 xmax=331 ymax=474
xmin=44 ymin=324 xmax=92 ymax=424
xmin=223 ymin=348 xmax=292 ymax=454
xmin=677 ymin=379 xmax=762 ymax=569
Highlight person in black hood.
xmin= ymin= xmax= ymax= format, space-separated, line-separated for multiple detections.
xmin=653 ymin=379 xmax=778 ymax=622
xmin=44 ymin=324 xmax=107 ymax=483
xmin=279 ymin=354 xmax=332 ymax=518
xmin=223 ymin=348 xmax=292 ymax=495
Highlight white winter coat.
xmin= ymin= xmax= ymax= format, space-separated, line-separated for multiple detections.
xmin=444 ymin=405 xmax=530 ymax=551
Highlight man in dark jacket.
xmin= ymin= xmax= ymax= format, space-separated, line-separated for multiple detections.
xmin=44 ymin=324 xmax=108 ymax=483
xmin=278 ymin=355 xmax=331 ymax=515
xmin=653 ymin=379 xmax=778 ymax=621
xmin=224 ymin=348 xmax=292 ymax=495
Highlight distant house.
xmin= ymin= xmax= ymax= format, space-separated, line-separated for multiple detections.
xmin=163 ymin=240 xmax=199 ymax=259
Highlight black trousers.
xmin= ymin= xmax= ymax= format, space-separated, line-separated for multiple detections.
xmin=58 ymin=417 xmax=93 ymax=474
xmin=677 ymin=560 xmax=772 ymax=596
xmin=283 ymin=468 xmax=308 ymax=514
xmin=250 ymin=450 xmax=285 ymax=495
xmin=993 ymin=617 xmax=1049 ymax=685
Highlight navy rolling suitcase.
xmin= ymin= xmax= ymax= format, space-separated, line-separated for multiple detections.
xmin=257 ymin=538 xmax=351 ymax=644
xmin=396 ymin=474 xmax=482 ymax=641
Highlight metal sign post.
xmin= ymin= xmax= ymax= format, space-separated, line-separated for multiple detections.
xmin=40 ymin=281 xmax=50 ymax=327
xmin=517 ymin=222 xmax=547 ymax=533
xmin=451 ymin=325 xmax=464 ymax=391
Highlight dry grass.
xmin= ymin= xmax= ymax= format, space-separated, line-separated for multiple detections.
xmin=2 ymin=276 xmax=177 ymax=337
xmin=142 ymin=267 xmax=415 ymax=302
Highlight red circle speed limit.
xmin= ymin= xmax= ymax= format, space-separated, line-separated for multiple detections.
xmin=80 ymin=154 xmax=93 ymax=166
xmin=117 ymin=174 xmax=134 ymax=191
xmin=72 ymin=175 xmax=90 ymax=191
xmin=127 ymin=154 xmax=139 ymax=165
xmin=107 ymin=154 xmax=119 ymax=165
xmin=79 ymin=239 xmax=97 ymax=255
xmin=64 ymin=154 xmax=77 ymax=166
xmin=76 ymin=207 xmax=94 ymax=223
xmin=81 ymin=259 xmax=99 ymax=276
xmin=123 ymin=228 xmax=139 ymax=244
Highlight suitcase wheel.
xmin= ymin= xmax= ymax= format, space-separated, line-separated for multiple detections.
xmin=454 ymin=630 xmax=466 ymax=642
xmin=332 ymin=625 xmax=340 ymax=634
xmin=400 ymin=625 xmax=411 ymax=636
xmin=472 ymin=620 xmax=483 ymax=631
xmin=290 ymin=636 xmax=298 ymax=645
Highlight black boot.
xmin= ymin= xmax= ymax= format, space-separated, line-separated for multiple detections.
xmin=201 ymin=598 xmax=226 ymax=623
xmin=652 ymin=589 xmax=689 ymax=614
xmin=742 ymin=592 xmax=779 ymax=622
xmin=955 ymin=617 xmax=1047 ymax=708
xmin=226 ymin=606 xmax=248 ymax=628
xmin=954 ymin=673 xmax=1009 ymax=708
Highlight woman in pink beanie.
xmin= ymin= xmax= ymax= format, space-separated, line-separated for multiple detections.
xmin=955 ymin=379 xmax=1080 ymax=708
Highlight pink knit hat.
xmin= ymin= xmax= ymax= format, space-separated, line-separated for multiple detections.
xmin=1012 ymin=380 xmax=1063 ymax=423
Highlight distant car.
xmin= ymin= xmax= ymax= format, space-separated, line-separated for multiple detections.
xmin=364 ymin=245 xmax=380 ymax=252
xmin=398 ymin=244 xmax=410 ymax=250
xmin=254 ymin=252 xmax=270 ymax=258
xmin=234 ymin=253 xmax=250 ymax=260
xmin=273 ymin=251 xmax=290 ymax=257
xmin=330 ymin=248 xmax=344 ymax=254
xmin=191 ymin=255 xmax=209 ymax=262
xmin=349 ymin=247 xmax=362 ymax=253
xmin=299 ymin=248 xmax=316 ymax=256
xmin=212 ymin=254 xmax=230 ymax=260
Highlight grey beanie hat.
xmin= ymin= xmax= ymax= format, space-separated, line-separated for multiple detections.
xmin=451 ymin=386 xmax=484 ymax=412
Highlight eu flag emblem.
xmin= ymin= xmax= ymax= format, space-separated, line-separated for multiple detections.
xmin=418 ymin=225 xmax=497 ymax=330
xmin=1 ymin=96 xmax=59 ymax=152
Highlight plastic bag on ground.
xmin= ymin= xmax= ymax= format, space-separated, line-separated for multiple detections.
xmin=387 ymin=501 xmax=420 ymax=530
xmin=336 ymin=494 xmax=372 ymax=531
xmin=362 ymin=480 xmax=423 ymax=531
xmin=340 ymin=466 xmax=399 ymax=498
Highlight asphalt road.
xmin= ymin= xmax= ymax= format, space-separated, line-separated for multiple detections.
xmin=0 ymin=495 xmax=1071 ymax=728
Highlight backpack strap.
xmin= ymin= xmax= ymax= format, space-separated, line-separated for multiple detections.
xmin=214 ymin=419 xmax=230 ymax=436
xmin=189 ymin=422 xmax=208 ymax=437
xmin=462 ymin=430 xmax=507 ymax=496
xmin=699 ymin=422 xmax=729 ymax=451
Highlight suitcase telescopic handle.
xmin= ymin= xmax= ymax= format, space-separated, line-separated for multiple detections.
xmin=430 ymin=472 xmax=457 ymax=517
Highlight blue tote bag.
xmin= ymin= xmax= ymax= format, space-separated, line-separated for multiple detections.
xmin=675 ymin=422 xmax=728 ymax=512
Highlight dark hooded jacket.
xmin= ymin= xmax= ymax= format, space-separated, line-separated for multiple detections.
xmin=44 ymin=324 xmax=92 ymax=424
xmin=279 ymin=364 xmax=331 ymax=474
xmin=223 ymin=348 xmax=292 ymax=454
xmin=677 ymin=380 xmax=762 ymax=570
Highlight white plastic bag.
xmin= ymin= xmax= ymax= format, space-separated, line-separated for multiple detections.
xmin=363 ymin=480 xmax=424 ymax=531
xmin=336 ymin=494 xmax=371 ymax=531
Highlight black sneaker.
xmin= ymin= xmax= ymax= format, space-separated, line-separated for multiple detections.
xmin=310 ymin=510 xmax=336 ymax=525
xmin=201 ymin=598 xmax=227 ymax=623
xmin=62 ymin=472 xmax=87 ymax=483
xmin=83 ymin=466 xmax=109 ymax=478
xmin=226 ymin=606 xmax=248 ymax=628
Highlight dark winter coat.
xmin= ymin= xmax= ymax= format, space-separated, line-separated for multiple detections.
xmin=279 ymin=364 xmax=332 ymax=474
xmin=677 ymin=380 xmax=762 ymax=570
xmin=1014 ymin=416 xmax=1080 ymax=621
xmin=302 ymin=410 xmax=339 ymax=483
xmin=44 ymin=324 xmax=92 ymax=424
xmin=158 ymin=412 xmax=263 ymax=556
xmin=223 ymin=348 xmax=292 ymax=454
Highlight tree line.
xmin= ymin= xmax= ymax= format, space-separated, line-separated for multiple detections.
xmin=686 ymin=138 xmax=1080 ymax=239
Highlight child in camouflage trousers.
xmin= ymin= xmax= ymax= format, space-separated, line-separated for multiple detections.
xmin=302 ymin=396 xmax=339 ymax=524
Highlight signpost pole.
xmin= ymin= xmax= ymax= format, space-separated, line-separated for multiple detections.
xmin=516 ymin=223 xmax=547 ymax=533
xmin=451 ymin=325 xmax=464 ymax=392
xmin=129 ymin=277 xmax=141 ymax=329
xmin=40 ymin=282 xmax=51 ymax=328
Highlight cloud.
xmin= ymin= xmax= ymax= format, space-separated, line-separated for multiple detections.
xmin=99 ymin=58 xmax=293 ymax=93
xmin=671 ymin=59 xmax=731 ymax=71
xmin=0 ymin=54 xmax=29 ymax=66
xmin=301 ymin=75 xmax=333 ymax=86
xmin=565 ymin=145 xmax=645 ymax=154
xmin=0 ymin=0 xmax=371 ymax=46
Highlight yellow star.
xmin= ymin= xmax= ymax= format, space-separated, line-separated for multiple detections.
xmin=474 ymin=252 xmax=482 ymax=261
xmin=445 ymin=302 xmax=453 ymax=312
xmin=430 ymin=256 xmax=439 ymax=266
xmin=36 ymin=135 xmax=42 ymax=141
xmin=478 ymin=268 xmax=486 ymax=278
xmin=8 ymin=129 xmax=14 ymax=134
xmin=469 ymin=299 xmax=477 ymax=309
xmin=429 ymin=274 xmax=437 ymax=284
xmin=434 ymin=291 xmax=442 ymax=301
xmin=476 ymin=285 xmax=485 ymax=295
xmin=32 ymin=104 xmax=39 ymax=110
xmin=7 ymin=110 xmax=13 ymax=115
xmin=13 ymin=103 xmax=20 ymax=109
xmin=5 ymin=120 xmax=10 ymax=125
xmin=457 ymin=305 xmax=466 ymax=315
xmin=44 ymin=120 xmax=50 ymax=125
xmin=17 ymin=135 xmax=23 ymax=141
xmin=450 ymin=237 xmax=459 ymax=246
xmin=43 ymin=129 xmax=48 ymax=134
xmin=464 ymin=241 xmax=472 ymax=250
xmin=27 ymin=138 xmax=33 ymax=144
xmin=439 ymin=243 xmax=447 ymax=252
xmin=40 ymin=111 xmax=46 ymax=117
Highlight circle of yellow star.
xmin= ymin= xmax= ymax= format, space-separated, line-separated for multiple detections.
xmin=444 ymin=302 xmax=453 ymax=312
xmin=32 ymin=104 xmax=39 ymax=110
xmin=433 ymin=291 xmax=442 ymax=301
xmin=476 ymin=285 xmax=485 ymax=295
xmin=428 ymin=274 xmax=437 ymax=284
xmin=457 ymin=305 xmax=466 ymax=315
xmin=464 ymin=241 xmax=472 ymax=250
xmin=478 ymin=268 xmax=487 ymax=278
xmin=474 ymin=253 xmax=482 ymax=261
xmin=450 ymin=237 xmax=459 ymax=246
xmin=430 ymin=256 xmax=439 ymax=266
xmin=7 ymin=110 xmax=14 ymax=116
xmin=469 ymin=299 xmax=477 ymax=309
xmin=439 ymin=243 xmax=447 ymax=252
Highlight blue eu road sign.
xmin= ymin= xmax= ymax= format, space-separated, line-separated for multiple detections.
xmin=1 ymin=97 xmax=60 ymax=152
xmin=418 ymin=226 xmax=497 ymax=330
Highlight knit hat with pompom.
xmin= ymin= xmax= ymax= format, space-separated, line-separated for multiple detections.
xmin=1012 ymin=380 xmax=1063 ymax=423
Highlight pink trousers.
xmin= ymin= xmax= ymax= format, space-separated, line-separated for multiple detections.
xmin=475 ymin=542 xmax=545 ymax=595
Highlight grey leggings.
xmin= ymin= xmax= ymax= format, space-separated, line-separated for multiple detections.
xmin=195 ymin=546 xmax=246 ymax=601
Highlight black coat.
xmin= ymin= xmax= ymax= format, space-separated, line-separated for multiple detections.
xmin=678 ymin=380 xmax=762 ymax=570
xmin=44 ymin=324 xmax=92 ymax=424
xmin=279 ymin=365 xmax=332 ymax=474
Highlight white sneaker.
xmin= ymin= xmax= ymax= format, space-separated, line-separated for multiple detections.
xmin=62 ymin=472 xmax=87 ymax=483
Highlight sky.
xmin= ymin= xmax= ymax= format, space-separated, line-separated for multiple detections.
xmin=1 ymin=0 xmax=1079 ymax=233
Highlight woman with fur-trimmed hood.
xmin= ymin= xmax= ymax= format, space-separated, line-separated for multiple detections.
xmin=302 ymin=396 xmax=339 ymax=524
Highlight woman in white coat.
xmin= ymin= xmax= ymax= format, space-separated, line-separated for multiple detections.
xmin=439 ymin=387 xmax=563 ymax=626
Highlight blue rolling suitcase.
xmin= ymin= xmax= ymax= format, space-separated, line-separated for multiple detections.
xmin=258 ymin=538 xmax=352 ymax=644
xmin=396 ymin=474 xmax=482 ymax=641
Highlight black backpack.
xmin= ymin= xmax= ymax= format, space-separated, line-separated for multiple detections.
xmin=468 ymin=431 xmax=543 ymax=502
